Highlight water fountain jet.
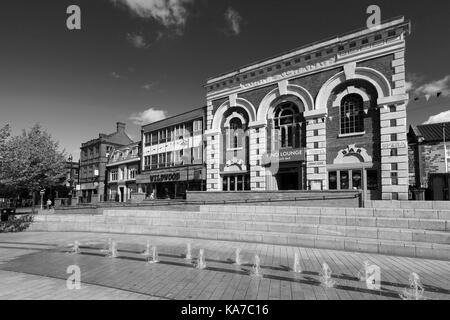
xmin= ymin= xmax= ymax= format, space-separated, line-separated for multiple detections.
xmin=320 ymin=262 xmax=336 ymax=288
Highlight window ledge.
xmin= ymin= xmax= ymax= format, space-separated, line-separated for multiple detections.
xmin=227 ymin=147 xmax=243 ymax=151
xmin=338 ymin=131 xmax=366 ymax=138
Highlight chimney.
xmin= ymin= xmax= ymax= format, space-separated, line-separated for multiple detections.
xmin=116 ymin=122 xmax=126 ymax=132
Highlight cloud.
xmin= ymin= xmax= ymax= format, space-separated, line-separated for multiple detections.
xmin=224 ymin=7 xmax=242 ymax=36
xmin=141 ymin=82 xmax=159 ymax=90
xmin=424 ymin=110 xmax=450 ymax=125
xmin=110 ymin=71 xmax=124 ymax=79
xmin=111 ymin=0 xmax=194 ymax=33
xmin=129 ymin=107 xmax=168 ymax=125
xmin=405 ymin=81 xmax=414 ymax=92
xmin=126 ymin=32 xmax=149 ymax=48
xmin=415 ymin=75 xmax=450 ymax=97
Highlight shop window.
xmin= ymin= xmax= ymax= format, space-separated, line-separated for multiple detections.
xmin=340 ymin=94 xmax=364 ymax=135
xmin=151 ymin=155 xmax=158 ymax=169
xmin=222 ymin=175 xmax=250 ymax=191
xmin=352 ymin=170 xmax=362 ymax=189
xmin=193 ymin=120 xmax=203 ymax=134
xmin=367 ymin=170 xmax=378 ymax=190
xmin=159 ymin=129 xmax=167 ymax=143
xmin=340 ymin=170 xmax=349 ymax=189
xmin=151 ymin=132 xmax=158 ymax=145
xmin=167 ymin=152 xmax=173 ymax=167
xmin=329 ymin=171 xmax=337 ymax=190
xmin=158 ymin=153 xmax=166 ymax=168
xmin=185 ymin=122 xmax=193 ymax=137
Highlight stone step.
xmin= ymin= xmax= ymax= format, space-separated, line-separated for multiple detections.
xmin=101 ymin=207 xmax=450 ymax=221
xmin=37 ymin=213 xmax=450 ymax=233
xmin=201 ymin=205 xmax=450 ymax=219
xmin=28 ymin=221 xmax=450 ymax=261
xmin=31 ymin=215 xmax=450 ymax=245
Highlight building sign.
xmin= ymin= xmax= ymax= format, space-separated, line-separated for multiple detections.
xmin=334 ymin=144 xmax=372 ymax=164
xmin=307 ymin=148 xmax=326 ymax=155
xmin=240 ymin=57 xmax=336 ymax=90
xmin=264 ymin=148 xmax=306 ymax=164
xmin=381 ymin=142 xmax=406 ymax=149
xmin=149 ymin=172 xmax=181 ymax=183
xmin=307 ymin=161 xmax=326 ymax=167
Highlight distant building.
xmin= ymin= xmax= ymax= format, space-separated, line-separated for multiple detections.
xmin=408 ymin=122 xmax=450 ymax=200
xmin=78 ymin=122 xmax=134 ymax=203
xmin=57 ymin=161 xmax=79 ymax=197
xmin=136 ymin=107 xmax=207 ymax=199
xmin=105 ymin=142 xmax=141 ymax=202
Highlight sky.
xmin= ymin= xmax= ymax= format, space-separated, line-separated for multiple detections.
xmin=1 ymin=0 xmax=449 ymax=161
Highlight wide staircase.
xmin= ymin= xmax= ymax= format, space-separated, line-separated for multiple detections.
xmin=29 ymin=203 xmax=450 ymax=260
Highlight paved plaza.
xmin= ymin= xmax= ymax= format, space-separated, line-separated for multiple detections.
xmin=0 ymin=232 xmax=448 ymax=300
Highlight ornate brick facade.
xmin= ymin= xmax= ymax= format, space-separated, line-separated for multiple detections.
xmin=204 ymin=17 xmax=410 ymax=200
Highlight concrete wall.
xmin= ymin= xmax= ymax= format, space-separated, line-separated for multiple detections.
xmin=187 ymin=190 xmax=362 ymax=207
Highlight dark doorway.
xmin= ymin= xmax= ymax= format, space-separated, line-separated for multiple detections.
xmin=276 ymin=170 xmax=299 ymax=190
xmin=429 ymin=173 xmax=450 ymax=200
xmin=119 ymin=187 xmax=124 ymax=202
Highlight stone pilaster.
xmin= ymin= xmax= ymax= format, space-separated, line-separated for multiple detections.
xmin=205 ymin=130 xmax=221 ymax=191
xmin=305 ymin=111 xmax=328 ymax=190
xmin=249 ymin=123 xmax=266 ymax=190
xmin=379 ymin=50 xmax=409 ymax=200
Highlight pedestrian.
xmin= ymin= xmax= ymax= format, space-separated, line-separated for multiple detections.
xmin=46 ymin=199 xmax=52 ymax=210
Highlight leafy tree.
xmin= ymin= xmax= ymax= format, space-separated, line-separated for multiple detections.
xmin=0 ymin=124 xmax=67 ymax=205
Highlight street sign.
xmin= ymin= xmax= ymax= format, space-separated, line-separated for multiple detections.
xmin=40 ymin=190 xmax=45 ymax=196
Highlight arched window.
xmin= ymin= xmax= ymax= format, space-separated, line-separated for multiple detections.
xmin=229 ymin=117 xmax=243 ymax=149
xmin=340 ymin=94 xmax=364 ymax=134
xmin=273 ymin=102 xmax=303 ymax=149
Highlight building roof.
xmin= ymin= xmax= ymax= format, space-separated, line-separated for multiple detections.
xmin=411 ymin=122 xmax=450 ymax=142
xmin=142 ymin=106 xmax=206 ymax=132
xmin=206 ymin=16 xmax=409 ymax=84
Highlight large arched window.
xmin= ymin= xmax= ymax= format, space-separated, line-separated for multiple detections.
xmin=229 ymin=117 xmax=243 ymax=149
xmin=273 ymin=102 xmax=303 ymax=149
xmin=340 ymin=94 xmax=365 ymax=134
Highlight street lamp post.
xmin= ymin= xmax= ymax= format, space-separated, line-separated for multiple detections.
xmin=68 ymin=155 xmax=73 ymax=198
xmin=443 ymin=123 xmax=448 ymax=174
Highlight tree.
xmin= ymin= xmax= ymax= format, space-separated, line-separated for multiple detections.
xmin=0 ymin=124 xmax=67 ymax=209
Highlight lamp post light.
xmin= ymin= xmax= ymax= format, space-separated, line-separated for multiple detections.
xmin=68 ymin=155 xmax=73 ymax=197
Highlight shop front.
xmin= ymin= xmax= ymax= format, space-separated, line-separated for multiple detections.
xmin=262 ymin=147 xmax=306 ymax=190
xmin=137 ymin=165 xmax=206 ymax=199
xmin=327 ymin=145 xmax=380 ymax=200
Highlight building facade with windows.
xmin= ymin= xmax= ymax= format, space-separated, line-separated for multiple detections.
xmin=204 ymin=17 xmax=410 ymax=200
xmin=408 ymin=122 xmax=450 ymax=200
xmin=106 ymin=142 xmax=141 ymax=202
xmin=78 ymin=122 xmax=134 ymax=203
xmin=136 ymin=107 xmax=207 ymax=199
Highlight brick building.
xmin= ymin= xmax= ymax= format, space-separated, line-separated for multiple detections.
xmin=204 ymin=17 xmax=411 ymax=200
xmin=136 ymin=107 xmax=207 ymax=199
xmin=105 ymin=142 xmax=141 ymax=202
xmin=408 ymin=122 xmax=450 ymax=200
xmin=78 ymin=122 xmax=134 ymax=203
